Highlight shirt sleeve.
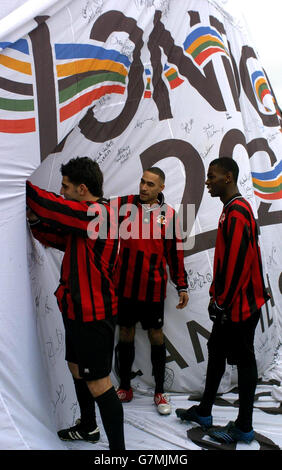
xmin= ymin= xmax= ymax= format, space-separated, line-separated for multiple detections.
xmin=215 ymin=214 xmax=253 ymax=310
xmin=164 ymin=211 xmax=188 ymax=291
xmin=28 ymin=220 xmax=67 ymax=251
xmin=26 ymin=180 xmax=101 ymax=237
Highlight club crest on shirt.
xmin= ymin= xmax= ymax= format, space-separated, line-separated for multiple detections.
xmin=157 ymin=214 xmax=166 ymax=225
xmin=219 ymin=212 xmax=226 ymax=224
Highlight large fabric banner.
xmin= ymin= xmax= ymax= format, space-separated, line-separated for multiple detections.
xmin=0 ymin=0 xmax=281 ymax=449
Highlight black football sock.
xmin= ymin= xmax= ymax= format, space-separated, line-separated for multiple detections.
xmin=197 ymin=352 xmax=226 ymax=417
xmin=118 ymin=341 xmax=135 ymax=390
xmin=151 ymin=343 xmax=166 ymax=394
xmin=73 ymin=378 xmax=97 ymax=431
xmin=236 ymin=360 xmax=258 ymax=432
xmin=95 ymin=386 xmax=125 ymax=450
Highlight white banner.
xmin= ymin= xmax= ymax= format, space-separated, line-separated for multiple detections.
xmin=0 ymin=0 xmax=281 ymax=449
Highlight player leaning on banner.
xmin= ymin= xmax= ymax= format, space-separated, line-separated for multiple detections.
xmin=114 ymin=167 xmax=189 ymax=415
xmin=176 ymin=157 xmax=270 ymax=444
xmin=26 ymin=157 xmax=125 ymax=450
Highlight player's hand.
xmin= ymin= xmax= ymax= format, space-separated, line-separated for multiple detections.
xmin=176 ymin=291 xmax=189 ymax=309
xmin=208 ymin=300 xmax=228 ymax=324
xmin=26 ymin=207 xmax=39 ymax=222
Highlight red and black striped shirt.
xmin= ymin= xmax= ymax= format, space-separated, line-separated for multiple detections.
xmin=113 ymin=194 xmax=188 ymax=302
xmin=210 ymin=194 xmax=270 ymax=322
xmin=26 ymin=181 xmax=119 ymax=323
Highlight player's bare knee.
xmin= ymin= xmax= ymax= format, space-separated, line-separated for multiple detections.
xmin=119 ymin=326 xmax=135 ymax=342
xmin=86 ymin=375 xmax=112 ymax=398
xmin=148 ymin=328 xmax=164 ymax=345
xmin=68 ymin=361 xmax=82 ymax=379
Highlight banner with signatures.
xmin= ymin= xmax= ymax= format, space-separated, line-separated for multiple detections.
xmin=0 ymin=0 xmax=281 ymax=439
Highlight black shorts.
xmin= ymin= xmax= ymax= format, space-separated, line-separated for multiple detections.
xmin=117 ymin=297 xmax=164 ymax=330
xmin=63 ymin=317 xmax=116 ymax=381
xmin=207 ymin=309 xmax=261 ymax=365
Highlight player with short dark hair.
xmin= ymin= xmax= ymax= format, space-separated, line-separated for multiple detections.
xmin=176 ymin=157 xmax=270 ymax=444
xmin=26 ymin=156 xmax=125 ymax=450
xmin=115 ymin=167 xmax=189 ymax=415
